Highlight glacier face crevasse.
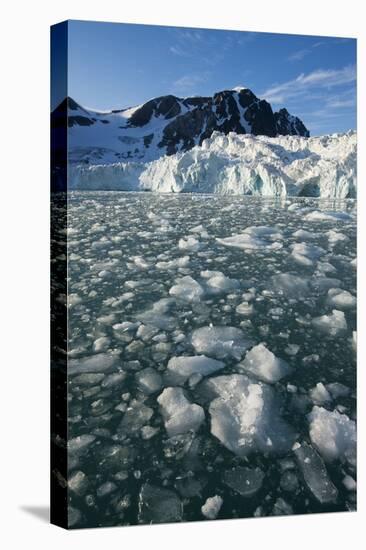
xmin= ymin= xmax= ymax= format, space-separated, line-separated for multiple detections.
xmin=69 ymin=130 xmax=357 ymax=198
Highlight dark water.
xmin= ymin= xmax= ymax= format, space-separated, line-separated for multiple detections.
xmin=64 ymin=192 xmax=356 ymax=528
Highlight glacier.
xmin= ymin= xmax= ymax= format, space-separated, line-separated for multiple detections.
xmin=69 ymin=130 xmax=357 ymax=198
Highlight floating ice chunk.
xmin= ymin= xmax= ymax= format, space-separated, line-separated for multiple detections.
xmin=309 ymin=383 xmax=332 ymax=405
xmin=326 ymin=382 xmax=350 ymax=399
xmin=72 ymin=373 xmax=105 ymax=386
xmin=352 ymin=331 xmax=357 ymax=351
xmin=68 ymin=506 xmax=81 ymax=527
xmin=68 ymin=471 xmax=88 ymax=495
xmin=135 ymin=367 xmax=163 ymax=395
xmin=163 ymin=432 xmax=195 ymax=460
xmin=342 ymin=474 xmax=356 ymax=491
xmin=68 ymin=434 xmax=96 ymax=453
xmin=326 ymin=230 xmax=348 ymax=245
xmin=138 ymin=484 xmax=183 ymax=524
xmin=304 ymin=210 xmax=352 ymax=222
xmin=223 ymin=466 xmax=264 ymax=497
xmin=291 ymin=242 xmax=326 ymax=266
xmin=280 ymin=470 xmax=299 ymax=492
xmin=240 ymin=343 xmax=291 ymax=384
xmin=118 ymin=401 xmax=154 ymax=435
xmin=244 ymin=226 xmax=283 ymax=240
xmin=293 ymin=254 xmax=314 ymax=268
xmin=190 ymin=224 xmax=209 ymax=238
xmin=129 ymin=255 xmax=150 ymax=270
xmin=316 ymin=261 xmax=337 ymax=275
xmin=178 ymin=236 xmax=202 ymax=252
xmin=272 ymin=498 xmax=293 ymax=516
xmin=327 ymin=288 xmax=356 ymax=309
xmin=169 ymin=276 xmax=205 ymax=303
xmin=203 ymin=374 xmax=295 ymax=456
xmin=136 ymin=324 xmax=159 ymax=342
xmin=201 ymin=270 xmax=240 ymax=294
xmin=293 ymin=442 xmax=338 ymax=504
xmin=92 ymin=336 xmax=111 ymax=353
xmin=69 ymin=353 xmax=119 ymax=375
xmin=269 ymin=273 xmax=310 ymax=297
xmin=141 ymin=425 xmax=159 ymax=440
xmin=191 ymin=326 xmax=252 ymax=360
xmin=236 ymin=302 xmax=254 ymax=316
xmin=216 ymin=226 xmax=283 ymax=252
xmin=201 ymin=495 xmax=223 ymax=519
xmin=308 ymin=406 xmax=356 ymax=463
xmin=68 ymin=293 xmax=82 ymax=308
xmin=137 ymin=298 xmax=176 ymax=330
xmin=310 ymin=277 xmax=342 ymax=293
xmin=113 ymin=321 xmax=139 ymax=334
xmin=97 ymin=444 xmax=135 ymax=470
xmin=291 ymin=242 xmax=326 ymax=259
xmin=156 ymin=255 xmax=190 ymax=270
xmin=167 ymin=355 xmax=225 ymax=384
xmin=175 ymin=476 xmax=206 ymax=498
xmin=312 ymin=309 xmax=347 ymax=336
xmin=97 ymin=481 xmax=117 ymax=497
xmin=284 ymin=343 xmax=300 ymax=356
xmin=158 ymin=387 xmax=205 ymax=436
xmin=98 ymin=270 xmax=111 ymax=279
xmin=101 ymin=372 xmax=126 ymax=388
xmin=292 ymin=229 xmax=318 ymax=240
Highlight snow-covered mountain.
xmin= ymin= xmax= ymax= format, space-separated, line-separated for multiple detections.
xmin=54 ymin=87 xmax=309 ymax=165
xmin=70 ymin=130 xmax=357 ymax=198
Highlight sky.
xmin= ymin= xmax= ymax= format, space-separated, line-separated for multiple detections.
xmin=64 ymin=20 xmax=357 ymax=136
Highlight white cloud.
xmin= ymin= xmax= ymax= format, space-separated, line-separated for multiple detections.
xmin=288 ymin=48 xmax=311 ymax=61
xmin=172 ymin=72 xmax=210 ymax=93
xmin=327 ymin=98 xmax=356 ymax=108
xmin=262 ymin=65 xmax=356 ymax=104
xmin=169 ymin=45 xmax=191 ymax=57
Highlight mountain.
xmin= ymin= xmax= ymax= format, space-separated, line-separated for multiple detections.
xmin=53 ymin=87 xmax=309 ymax=166
xmin=70 ymin=130 xmax=357 ymax=199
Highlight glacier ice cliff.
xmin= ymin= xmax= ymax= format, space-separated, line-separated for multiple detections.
xmin=69 ymin=130 xmax=357 ymax=198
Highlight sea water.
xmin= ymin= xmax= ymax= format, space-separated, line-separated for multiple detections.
xmin=62 ymin=191 xmax=356 ymax=527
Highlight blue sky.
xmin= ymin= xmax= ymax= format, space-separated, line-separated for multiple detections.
xmin=66 ymin=20 xmax=356 ymax=135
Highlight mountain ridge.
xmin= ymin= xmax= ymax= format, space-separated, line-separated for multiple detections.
xmin=52 ymin=87 xmax=310 ymax=165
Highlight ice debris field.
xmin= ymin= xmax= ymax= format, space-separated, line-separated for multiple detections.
xmin=70 ymin=131 xmax=356 ymax=198
xmin=61 ymin=192 xmax=356 ymax=528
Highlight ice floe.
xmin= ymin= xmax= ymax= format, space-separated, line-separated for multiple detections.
xmin=327 ymin=288 xmax=356 ymax=309
xmin=178 ymin=236 xmax=202 ymax=252
xmin=191 ymin=326 xmax=253 ymax=360
xmin=223 ymin=466 xmax=264 ymax=497
xmin=240 ymin=343 xmax=292 ymax=384
xmin=135 ymin=367 xmax=163 ymax=395
xmin=167 ymin=355 xmax=225 ymax=384
xmin=312 ymin=309 xmax=347 ymax=336
xmin=138 ymin=484 xmax=183 ymax=524
xmin=308 ymin=406 xmax=356 ymax=463
xmin=309 ymin=383 xmax=332 ymax=405
xmin=69 ymin=353 xmax=120 ymax=375
xmin=200 ymin=270 xmax=240 ymax=294
xmin=201 ymin=495 xmax=223 ymax=519
xmin=293 ymin=442 xmax=338 ymax=504
xmin=202 ymin=374 xmax=295 ymax=456
xmin=169 ymin=276 xmax=205 ymax=303
xmin=158 ymin=387 xmax=205 ymax=436
xmin=216 ymin=226 xmax=283 ymax=252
